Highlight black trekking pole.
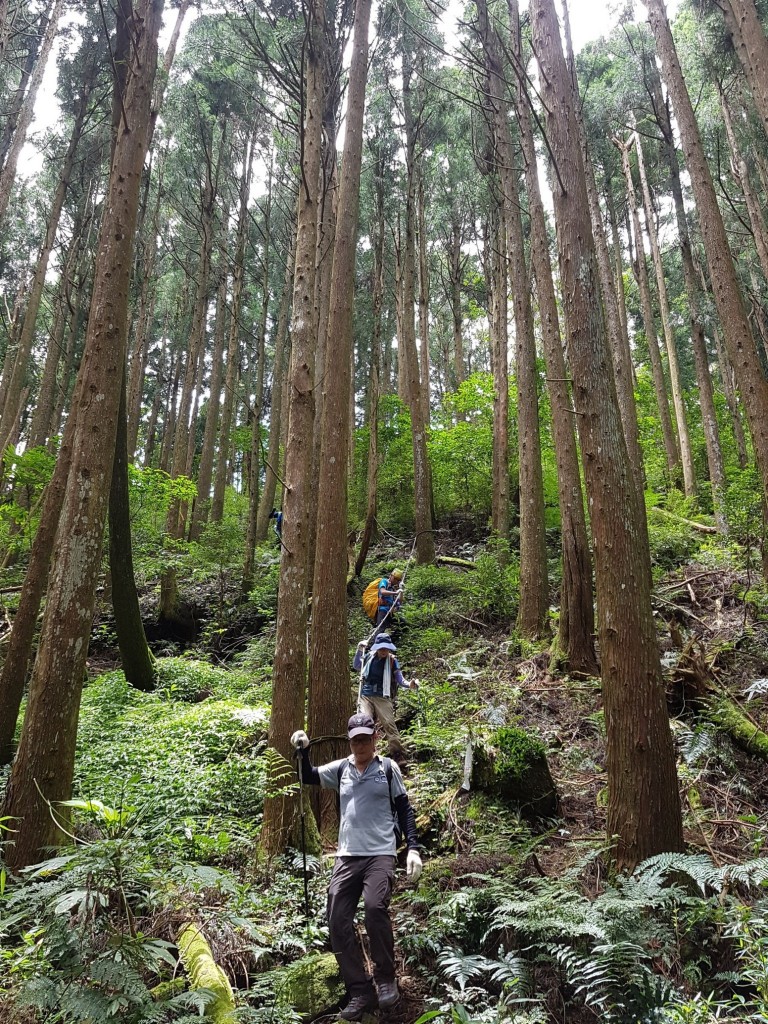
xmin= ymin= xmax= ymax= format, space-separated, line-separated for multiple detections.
xmin=294 ymin=744 xmax=311 ymax=928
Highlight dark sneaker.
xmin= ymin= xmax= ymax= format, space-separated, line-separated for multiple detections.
xmin=377 ymin=980 xmax=399 ymax=1008
xmin=339 ymin=994 xmax=378 ymax=1021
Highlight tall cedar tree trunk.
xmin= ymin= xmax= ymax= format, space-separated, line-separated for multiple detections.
xmin=720 ymin=89 xmax=768 ymax=295
xmin=616 ymin=135 xmax=680 ymax=483
xmin=0 ymin=76 xmax=90 ymax=453
xmin=260 ymin=1 xmax=324 ymax=856
xmin=109 ymin=365 xmax=155 ymax=690
xmin=531 ymin=0 xmax=683 ymax=870
xmin=645 ymin=0 xmax=768 ymax=541
xmin=476 ymin=0 xmax=549 ymax=634
xmin=1 ymin=0 xmax=163 ymax=870
xmin=127 ymin=160 xmax=165 ymax=460
xmin=159 ymin=133 xmax=220 ymax=618
xmin=644 ymin=55 xmax=727 ymax=529
xmin=26 ymin=217 xmax=84 ymax=449
xmin=306 ymin=69 xmax=340 ymax=591
xmin=256 ymin=235 xmax=294 ymax=541
xmin=635 ymin=129 xmax=695 ymax=496
xmin=417 ymin=171 xmax=431 ymax=426
xmin=401 ymin=20 xmax=435 ymax=564
xmin=0 ymin=409 xmax=78 ymax=764
xmin=354 ymin=157 xmax=386 ymax=578
xmin=714 ymin=0 xmax=768 ymax=141
xmin=308 ymin=0 xmax=372 ymax=838
xmin=211 ymin=132 xmax=254 ymax=524
xmin=490 ymin=196 xmax=510 ymax=545
xmin=0 ymin=0 xmax=62 ymax=228
xmin=242 ymin=180 xmax=272 ymax=588
xmin=508 ymin=0 xmax=597 ymax=673
xmin=562 ymin=11 xmax=645 ymax=493
xmin=190 ymin=227 xmax=230 ymax=542
xmin=449 ymin=213 xmax=466 ymax=389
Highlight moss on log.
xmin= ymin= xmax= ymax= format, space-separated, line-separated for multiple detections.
xmin=707 ymin=698 xmax=768 ymax=760
xmin=177 ymin=923 xmax=236 ymax=1022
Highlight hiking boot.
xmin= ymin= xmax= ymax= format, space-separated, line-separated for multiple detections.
xmin=339 ymin=993 xmax=378 ymax=1021
xmin=377 ymin=980 xmax=399 ymax=1009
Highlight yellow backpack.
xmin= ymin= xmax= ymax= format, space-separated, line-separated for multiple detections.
xmin=362 ymin=578 xmax=382 ymax=620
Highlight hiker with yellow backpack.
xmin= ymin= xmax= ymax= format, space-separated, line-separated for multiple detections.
xmin=362 ymin=568 xmax=404 ymax=628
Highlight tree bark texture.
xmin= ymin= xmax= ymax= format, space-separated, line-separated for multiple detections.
xmin=261 ymin=1 xmax=324 ymax=856
xmin=1 ymin=0 xmax=164 ymax=870
xmin=308 ymin=0 xmax=372 ymax=838
xmin=509 ymin=0 xmax=597 ymax=673
xmin=532 ymin=0 xmax=683 ymax=870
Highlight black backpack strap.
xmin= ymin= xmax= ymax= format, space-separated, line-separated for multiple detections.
xmin=337 ymin=759 xmax=347 ymax=789
xmin=383 ymin=757 xmax=396 ymax=814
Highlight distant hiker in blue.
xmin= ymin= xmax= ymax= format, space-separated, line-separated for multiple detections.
xmin=376 ymin=568 xmax=403 ymax=626
xmin=353 ymin=633 xmax=417 ymax=765
xmin=269 ymin=507 xmax=283 ymax=542
xmin=290 ymin=714 xmax=422 ymax=1020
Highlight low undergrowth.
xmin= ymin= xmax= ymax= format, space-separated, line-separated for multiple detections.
xmin=1 ymin=544 xmax=768 ymax=1023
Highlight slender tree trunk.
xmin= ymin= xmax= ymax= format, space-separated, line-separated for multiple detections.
xmin=261 ymin=1 xmax=324 ymax=856
xmin=211 ymin=134 xmax=254 ymax=524
xmin=417 ymin=170 xmax=431 ymax=425
xmin=449 ymin=214 xmax=465 ymax=390
xmin=476 ymin=0 xmax=548 ymax=634
xmin=635 ymin=129 xmax=695 ymax=496
xmin=0 ymin=0 xmax=63 ymax=227
xmin=532 ymin=0 xmax=683 ymax=870
xmin=401 ymin=29 xmax=435 ymax=564
xmin=1 ymin=0 xmax=164 ymax=870
xmin=644 ymin=58 xmax=727 ymax=527
xmin=308 ymin=0 xmax=372 ymax=838
xmin=190 ymin=253 xmax=229 ymax=542
xmin=714 ymin=0 xmax=768 ymax=142
xmin=256 ymin=237 xmax=295 ymax=541
xmin=0 ymin=80 xmax=89 ymax=452
xmin=720 ymin=87 xmax=768 ymax=294
xmin=109 ymin=366 xmax=155 ymax=690
xmin=489 ymin=196 xmax=510 ymax=548
xmin=355 ymin=167 xmax=386 ymax=579
xmin=616 ymin=135 xmax=680 ymax=482
xmin=509 ymin=0 xmax=597 ymax=673
xmin=713 ymin=320 xmax=749 ymax=469
xmin=645 ymin=0 xmax=768 ymax=527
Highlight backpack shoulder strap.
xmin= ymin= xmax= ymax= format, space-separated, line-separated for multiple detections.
xmin=383 ymin=757 xmax=395 ymax=809
xmin=337 ymin=759 xmax=348 ymax=789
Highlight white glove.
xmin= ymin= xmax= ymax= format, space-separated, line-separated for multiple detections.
xmin=290 ymin=730 xmax=309 ymax=749
xmin=409 ymin=678 xmax=420 ymax=690
xmin=406 ymin=849 xmax=423 ymax=883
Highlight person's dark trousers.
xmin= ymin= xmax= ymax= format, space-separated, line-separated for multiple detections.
xmin=327 ymin=856 xmax=396 ymax=997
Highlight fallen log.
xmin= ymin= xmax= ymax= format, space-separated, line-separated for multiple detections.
xmin=706 ymin=698 xmax=768 ymax=761
xmin=649 ymin=505 xmax=718 ymax=534
xmin=177 ymin=923 xmax=236 ymax=1022
xmin=436 ymin=555 xmax=476 ymax=569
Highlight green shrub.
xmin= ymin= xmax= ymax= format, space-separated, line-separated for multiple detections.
xmin=462 ymin=540 xmax=519 ymax=622
xmin=491 ymin=727 xmax=546 ymax=782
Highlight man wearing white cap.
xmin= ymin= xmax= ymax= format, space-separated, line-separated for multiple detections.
xmin=290 ymin=714 xmax=423 ymax=1021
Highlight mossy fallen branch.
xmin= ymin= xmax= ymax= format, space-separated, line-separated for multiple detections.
xmin=706 ymin=698 xmax=768 ymax=760
xmin=649 ymin=505 xmax=717 ymax=534
xmin=435 ymin=555 xmax=476 ymax=569
xmin=177 ymin=923 xmax=236 ymax=1022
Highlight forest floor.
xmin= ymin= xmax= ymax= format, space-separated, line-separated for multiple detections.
xmin=10 ymin=539 xmax=766 ymax=1023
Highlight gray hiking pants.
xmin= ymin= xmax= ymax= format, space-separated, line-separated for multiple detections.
xmin=327 ymin=855 xmax=396 ymax=996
